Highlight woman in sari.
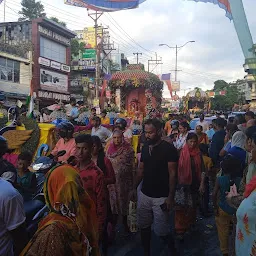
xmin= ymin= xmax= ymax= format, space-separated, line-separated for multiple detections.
xmin=106 ymin=129 xmax=134 ymax=234
xmin=236 ymin=176 xmax=256 ymax=256
xmin=175 ymin=133 xmax=205 ymax=237
xmin=195 ymin=125 xmax=209 ymax=144
xmin=21 ymin=165 xmax=100 ymax=256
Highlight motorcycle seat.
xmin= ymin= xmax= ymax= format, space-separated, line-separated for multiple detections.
xmin=24 ymin=200 xmax=45 ymax=222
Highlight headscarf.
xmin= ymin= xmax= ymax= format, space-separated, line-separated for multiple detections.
xmin=21 ymin=165 xmax=99 ymax=256
xmin=231 ymin=131 xmax=246 ymax=149
xmin=178 ymin=143 xmax=202 ymax=185
xmin=106 ymin=130 xmax=132 ymax=158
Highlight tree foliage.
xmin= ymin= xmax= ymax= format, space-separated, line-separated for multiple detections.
xmin=18 ymin=0 xmax=45 ymax=21
xmin=71 ymin=38 xmax=85 ymax=58
xmin=213 ymin=80 xmax=229 ymax=91
xmin=49 ymin=17 xmax=66 ymax=27
xmin=211 ymin=80 xmax=245 ymax=111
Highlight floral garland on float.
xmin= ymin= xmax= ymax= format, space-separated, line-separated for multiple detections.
xmin=108 ymin=64 xmax=163 ymax=115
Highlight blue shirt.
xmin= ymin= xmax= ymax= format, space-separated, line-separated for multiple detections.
xmin=223 ymin=141 xmax=231 ymax=152
xmin=209 ymin=129 xmax=226 ymax=165
xmin=70 ymin=107 xmax=79 ymax=118
xmin=206 ymin=128 xmax=215 ymax=140
xmin=228 ymin=146 xmax=246 ymax=174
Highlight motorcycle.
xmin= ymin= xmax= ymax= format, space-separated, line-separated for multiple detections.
xmin=24 ymin=150 xmax=66 ymax=238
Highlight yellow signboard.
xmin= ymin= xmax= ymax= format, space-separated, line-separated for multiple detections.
xmin=80 ymin=27 xmax=103 ymax=49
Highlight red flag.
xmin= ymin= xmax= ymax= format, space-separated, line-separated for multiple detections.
xmin=165 ymin=80 xmax=173 ymax=97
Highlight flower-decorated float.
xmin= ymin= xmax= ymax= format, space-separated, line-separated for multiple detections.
xmin=183 ymin=88 xmax=211 ymax=113
xmin=108 ymin=64 xmax=163 ymax=119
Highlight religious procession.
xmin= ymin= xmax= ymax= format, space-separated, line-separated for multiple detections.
xmin=1 ymin=0 xmax=256 ymax=255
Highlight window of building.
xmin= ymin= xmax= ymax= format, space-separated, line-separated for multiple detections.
xmin=40 ymin=36 xmax=66 ymax=64
xmin=0 ymin=57 xmax=20 ymax=83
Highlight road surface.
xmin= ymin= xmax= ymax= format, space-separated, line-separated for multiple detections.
xmin=109 ymin=213 xmax=222 ymax=256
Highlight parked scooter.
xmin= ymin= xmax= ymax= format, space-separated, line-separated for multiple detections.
xmin=25 ymin=150 xmax=66 ymax=238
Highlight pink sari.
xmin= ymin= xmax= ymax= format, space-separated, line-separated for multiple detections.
xmin=106 ymin=139 xmax=134 ymax=215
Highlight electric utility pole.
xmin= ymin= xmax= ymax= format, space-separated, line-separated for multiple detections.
xmin=88 ymin=10 xmax=103 ymax=101
xmin=169 ymin=45 xmax=182 ymax=81
xmin=148 ymin=54 xmax=163 ymax=73
xmin=133 ymin=52 xmax=142 ymax=64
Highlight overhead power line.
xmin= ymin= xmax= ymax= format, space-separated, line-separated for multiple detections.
xmin=106 ymin=13 xmax=154 ymax=55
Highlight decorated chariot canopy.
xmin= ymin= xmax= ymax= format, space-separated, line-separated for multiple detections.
xmin=186 ymin=88 xmax=209 ymax=101
xmin=184 ymin=87 xmax=210 ymax=113
xmin=109 ymin=64 xmax=163 ymax=92
xmin=109 ymin=64 xmax=163 ymax=116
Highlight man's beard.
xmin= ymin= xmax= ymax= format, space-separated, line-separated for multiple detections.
xmin=146 ymin=137 xmax=159 ymax=145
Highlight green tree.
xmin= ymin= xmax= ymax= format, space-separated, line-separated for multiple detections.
xmin=18 ymin=0 xmax=45 ymax=21
xmin=211 ymin=80 xmax=240 ymax=111
xmin=213 ymin=80 xmax=229 ymax=91
xmin=71 ymin=38 xmax=85 ymax=59
xmin=49 ymin=17 xmax=66 ymax=27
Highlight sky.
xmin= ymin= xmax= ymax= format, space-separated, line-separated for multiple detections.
xmin=1 ymin=0 xmax=256 ymax=98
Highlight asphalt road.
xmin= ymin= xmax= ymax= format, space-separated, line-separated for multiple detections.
xmin=108 ymin=214 xmax=222 ymax=256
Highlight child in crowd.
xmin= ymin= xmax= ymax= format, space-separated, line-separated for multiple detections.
xmin=17 ymin=152 xmax=37 ymax=201
xmin=213 ymin=155 xmax=241 ymax=256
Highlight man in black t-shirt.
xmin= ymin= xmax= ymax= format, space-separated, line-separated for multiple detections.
xmin=134 ymin=119 xmax=178 ymax=256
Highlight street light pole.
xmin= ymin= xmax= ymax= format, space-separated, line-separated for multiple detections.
xmin=175 ymin=45 xmax=178 ymax=81
xmin=159 ymin=41 xmax=195 ymax=82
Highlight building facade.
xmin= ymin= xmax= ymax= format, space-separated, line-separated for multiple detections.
xmin=0 ymin=18 xmax=76 ymax=107
xmin=230 ymin=79 xmax=251 ymax=102
xmin=0 ymin=21 xmax=32 ymax=103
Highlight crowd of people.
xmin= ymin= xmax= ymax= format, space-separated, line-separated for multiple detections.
xmin=1 ymin=107 xmax=256 ymax=256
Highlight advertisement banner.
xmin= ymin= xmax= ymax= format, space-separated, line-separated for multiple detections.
xmin=171 ymin=81 xmax=180 ymax=92
xmin=38 ymin=57 xmax=50 ymax=67
xmin=71 ymin=59 xmax=96 ymax=70
xmin=81 ymin=27 xmax=103 ymax=49
xmin=38 ymin=91 xmax=70 ymax=101
xmin=40 ymin=69 xmax=68 ymax=93
xmin=82 ymin=49 xmax=96 ymax=59
xmin=39 ymin=57 xmax=70 ymax=73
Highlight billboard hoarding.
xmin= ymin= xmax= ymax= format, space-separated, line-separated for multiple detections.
xmin=40 ymin=69 xmax=68 ymax=93
xmin=80 ymin=27 xmax=103 ymax=49
xmin=171 ymin=81 xmax=180 ymax=92
xmin=82 ymin=49 xmax=96 ymax=59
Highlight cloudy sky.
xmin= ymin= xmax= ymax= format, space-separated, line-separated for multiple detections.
xmin=1 ymin=0 xmax=256 ymax=97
